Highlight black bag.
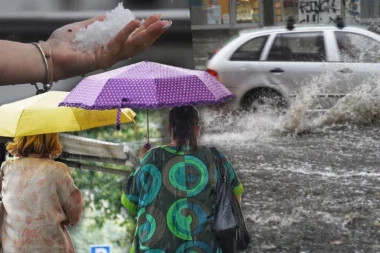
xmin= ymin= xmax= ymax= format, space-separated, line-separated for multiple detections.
xmin=210 ymin=147 xmax=250 ymax=252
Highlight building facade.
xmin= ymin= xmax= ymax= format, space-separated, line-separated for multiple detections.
xmin=190 ymin=0 xmax=380 ymax=68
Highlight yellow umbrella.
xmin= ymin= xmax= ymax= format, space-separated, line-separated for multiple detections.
xmin=0 ymin=91 xmax=136 ymax=137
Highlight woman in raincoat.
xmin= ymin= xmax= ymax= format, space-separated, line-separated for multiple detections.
xmin=122 ymin=106 xmax=244 ymax=252
xmin=0 ymin=133 xmax=84 ymax=253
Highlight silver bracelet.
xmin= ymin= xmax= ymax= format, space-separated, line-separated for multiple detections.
xmin=31 ymin=42 xmax=54 ymax=86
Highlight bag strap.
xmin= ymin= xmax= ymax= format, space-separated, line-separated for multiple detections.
xmin=210 ymin=147 xmax=227 ymax=178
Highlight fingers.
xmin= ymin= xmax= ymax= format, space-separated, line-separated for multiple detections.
xmin=108 ymin=13 xmax=164 ymax=54
xmin=122 ymin=20 xmax=171 ymax=59
xmin=107 ymin=19 xmax=141 ymax=54
xmin=94 ymin=16 xmax=172 ymax=69
xmin=108 ymin=13 xmax=163 ymax=54
xmin=131 ymin=13 xmax=163 ymax=36
xmin=128 ymin=20 xmax=171 ymax=48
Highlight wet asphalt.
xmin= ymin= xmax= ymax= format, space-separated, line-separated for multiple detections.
xmin=202 ymin=124 xmax=380 ymax=253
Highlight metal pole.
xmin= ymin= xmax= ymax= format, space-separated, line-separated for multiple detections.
xmin=230 ymin=0 xmax=237 ymax=30
xmin=62 ymin=159 xmax=130 ymax=177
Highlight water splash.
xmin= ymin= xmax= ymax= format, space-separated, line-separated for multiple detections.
xmin=314 ymin=77 xmax=380 ymax=127
xmin=200 ymin=72 xmax=380 ymax=142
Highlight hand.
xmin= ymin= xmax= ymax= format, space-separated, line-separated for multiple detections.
xmin=45 ymin=14 xmax=172 ymax=81
xmin=62 ymin=217 xmax=73 ymax=226
xmin=138 ymin=142 xmax=152 ymax=159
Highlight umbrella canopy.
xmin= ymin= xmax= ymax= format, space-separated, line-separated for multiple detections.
xmin=0 ymin=91 xmax=136 ymax=137
xmin=59 ymin=61 xmax=236 ymax=110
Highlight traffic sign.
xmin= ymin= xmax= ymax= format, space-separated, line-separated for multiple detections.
xmin=90 ymin=245 xmax=111 ymax=253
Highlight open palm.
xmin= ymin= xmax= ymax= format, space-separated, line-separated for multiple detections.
xmin=47 ymin=14 xmax=170 ymax=81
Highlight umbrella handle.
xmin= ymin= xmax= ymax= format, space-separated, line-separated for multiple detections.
xmin=116 ymin=107 xmax=121 ymax=131
xmin=116 ymin=98 xmax=129 ymax=131
xmin=147 ymin=109 xmax=149 ymax=143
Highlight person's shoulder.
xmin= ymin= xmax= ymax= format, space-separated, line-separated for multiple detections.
xmin=1 ymin=159 xmax=13 ymax=172
xmin=204 ymin=146 xmax=228 ymax=159
xmin=49 ymin=160 xmax=70 ymax=174
xmin=145 ymin=146 xmax=162 ymax=157
xmin=1 ymin=159 xmax=13 ymax=167
xmin=198 ymin=145 xmax=220 ymax=155
xmin=1 ymin=157 xmax=24 ymax=169
xmin=139 ymin=146 xmax=161 ymax=165
xmin=53 ymin=160 xmax=69 ymax=168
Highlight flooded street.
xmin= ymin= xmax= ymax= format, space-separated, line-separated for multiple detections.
xmin=199 ymin=85 xmax=380 ymax=252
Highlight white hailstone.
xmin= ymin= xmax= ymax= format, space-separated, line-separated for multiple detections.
xmin=73 ymin=2 xmax=135 ymax=53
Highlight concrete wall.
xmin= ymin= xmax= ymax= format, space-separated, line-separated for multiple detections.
xmin=192 ymin=29 xmax=238 ymax=69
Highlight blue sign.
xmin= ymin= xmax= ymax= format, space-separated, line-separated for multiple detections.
xmin=90 ymin=245 xmax=111 ymax=253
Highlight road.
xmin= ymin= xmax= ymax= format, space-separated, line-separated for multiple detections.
xmin=199 ymin=105 xmax=380 ymax=252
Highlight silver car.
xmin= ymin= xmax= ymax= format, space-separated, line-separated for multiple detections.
xmin=206 ymin=22 xmax=380 ymax=112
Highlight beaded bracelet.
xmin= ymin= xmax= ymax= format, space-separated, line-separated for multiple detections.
xmin=31 ymin=42 xmax=54 ymax=86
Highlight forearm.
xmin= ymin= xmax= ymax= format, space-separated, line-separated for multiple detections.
xmin=0 ymin=40 xmax=46 ymax=85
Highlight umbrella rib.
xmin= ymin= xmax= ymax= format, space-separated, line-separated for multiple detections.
xmin=15 ymin=108 xmax=28 ymax=137
xmin=70 ymin=109 xmax=83 ymax=131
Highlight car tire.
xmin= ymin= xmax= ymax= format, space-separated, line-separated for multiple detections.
xmin=241 ymin=88 xmax=288 ymax=113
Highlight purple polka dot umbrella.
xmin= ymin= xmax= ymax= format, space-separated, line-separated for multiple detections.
xmin=59 ymin=61 xmax=235 ymax=143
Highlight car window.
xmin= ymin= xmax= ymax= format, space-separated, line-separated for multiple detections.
xmin=335 ymin=31 xmax=380 ymax=63
xmin=230 ymin=35 xmax=269 ymax=61
xmin=267 ymin=32 xmax=326 ymax=62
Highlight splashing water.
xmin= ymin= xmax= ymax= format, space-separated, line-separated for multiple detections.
xmin=200 ymin=72 xmax=380 ymax=143
xmin=314 ymin=76 xmax=380 ymax=127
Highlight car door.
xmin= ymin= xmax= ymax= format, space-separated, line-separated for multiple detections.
xmin=216 ymin=34 xmax=270 ymax=101
xmin=258 ymin=31 xmax=333 ymax=109
xmin=327 ymin=30 xmax=380 ymax=96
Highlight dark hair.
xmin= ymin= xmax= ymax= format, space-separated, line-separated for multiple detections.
xmin=169 ymin=106 xmax=199 ymax=152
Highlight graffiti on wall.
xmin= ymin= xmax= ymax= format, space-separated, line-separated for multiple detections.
xmin=298 ymin=0 xmax=341 ymax=23
xmin=345 ymin=0 xmax=361 ymax=24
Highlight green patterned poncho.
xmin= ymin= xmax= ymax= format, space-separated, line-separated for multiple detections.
xmin=122 ymin=145 xmax=244 ymax=253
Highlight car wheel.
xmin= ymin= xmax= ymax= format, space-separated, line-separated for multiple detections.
xmin=241 ymin=89 xmax=288 ymax=113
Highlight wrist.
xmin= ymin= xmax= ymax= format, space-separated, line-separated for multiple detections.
xmin=45 ymin=39 xmax=65 ymax=82
xmin=31 ymin=41 xmax=54 ymax=85
xmin=28 ymin=42 xmax=46 ymax=83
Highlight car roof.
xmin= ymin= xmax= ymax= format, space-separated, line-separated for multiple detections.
xmin=238 ymin=24 xmax=370 ymax=37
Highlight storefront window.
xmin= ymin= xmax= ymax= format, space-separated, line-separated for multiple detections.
xmin=236 ymin=0 xmax=260 ymax=24
xmin=275 ymin=0 xmax=299 ymax=23
xmin=189 ymin=0 xmax=230 ymax=26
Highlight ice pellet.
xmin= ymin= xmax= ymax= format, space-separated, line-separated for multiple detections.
xmin=73 ymin=2 xmax=135 ymax=53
